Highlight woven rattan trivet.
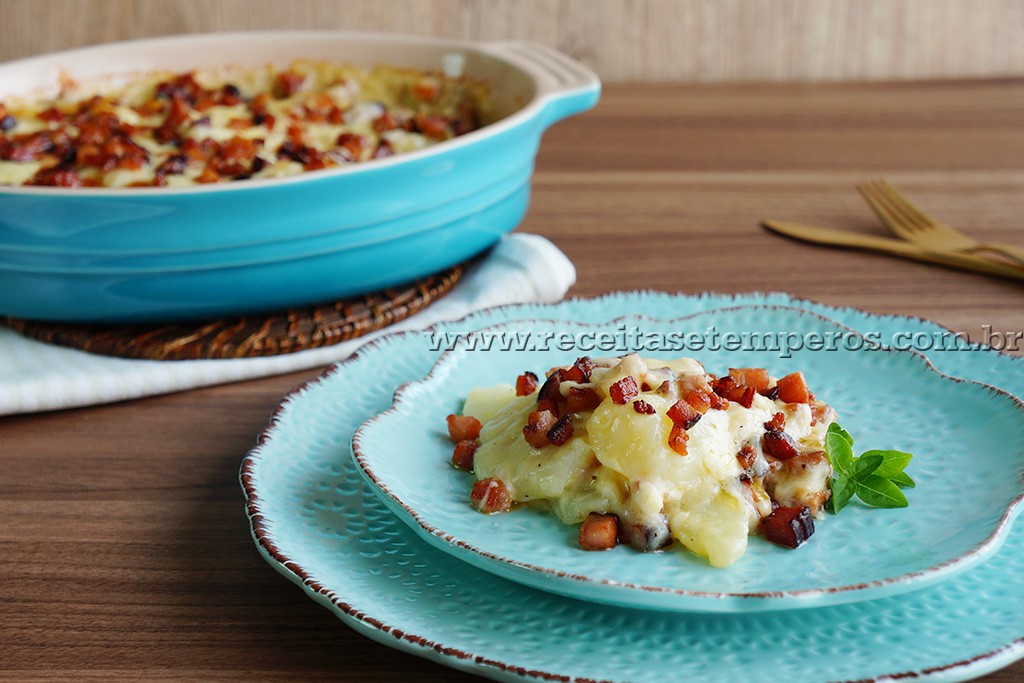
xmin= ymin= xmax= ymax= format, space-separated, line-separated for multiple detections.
xmin=5 ymin=262 xmax=466 ymax=361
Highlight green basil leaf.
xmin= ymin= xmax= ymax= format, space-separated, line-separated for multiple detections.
xmin=830 ymin=474 xmax=856 ymax=513
xmin=860 ymin=449 xmax=913 ymax=478
xmin=826 ymin=423 xmax=855 ymax=474
xmin=888 ymin=471 xmax=917 ymax=489
xmin=855 ymin=475 xmax=909 ymax=508
xmin=850 ymin=453 xmax=884 ymax=481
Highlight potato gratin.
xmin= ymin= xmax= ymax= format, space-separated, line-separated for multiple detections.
xmin=445 ymin=354 xmax=838 ymax=568
xmin=0 ymin=60 xmax=489 ymax=187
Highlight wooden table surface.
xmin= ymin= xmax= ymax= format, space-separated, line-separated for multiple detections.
xmin=3 ymin=80 xmax=1023 ymax=681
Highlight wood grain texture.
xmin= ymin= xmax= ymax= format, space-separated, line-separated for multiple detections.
xmin=2 ymin=80 xmax=1024 ymax=680
xmin=1 ymin=0 xmax=1023 ymax=82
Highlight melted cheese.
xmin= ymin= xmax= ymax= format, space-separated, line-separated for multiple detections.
xmin=464 ymin=354 xmax=836 ymax=568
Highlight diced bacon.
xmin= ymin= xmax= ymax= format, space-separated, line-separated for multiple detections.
xmin=632 ymin=399 xmax=656 ymax=415
xmin=566 ymin=387 xmax=601 ymax=413
xmin=515 ymin=371 xmax=539 ymax=396
xmin=708 ymin=391 xmax=729 ymax=410
xmin=559 ymin=356 xmax=596 ymax=383
xmin=446 ymin=414 xmax=482 ymax=442
xmin=776 ymin=372 xmax=811 ymax=404
xmin=523 ymin=410 xmax=557 ymax=448
xmin=336 ymin=132 xmax=367 ymax=160
xmin=372 ymin=111 xmax=399 ymax=133
xmin=736 ymin=444 xmax=757 ymax=470
xmin=274 ymin=70 xmax=306 ymax=98
xmin=414 ymin=112 xmax=451 ymax=139
xmin=546 ymin=415 xmax=575 ymax=446
xmin=536 ymin=397 xmax=560 ymax=417
xmin=26 ymin=166 xmax=82 ymax=187
xmin=412 ymin=77 xmax=441 ymax=102
xmin=764 ymin=411 xmax=786 ymax=431
xmin=712 ymin=375 xmax=756 ymax=408
xmin=666 ymin=400 xmax=702 ymax=429
xmin=537 ymin=371 xmax=564 ymax=405
xmin=195 ymin=167 xmax=220 ymax=184
xmin=763 ymin=429 xmax=800 ymax=460
xmin=668 ymin=424 xmax=689 ymax=456
xmin=619 ymin=517 xmax=673 ymax=551
xmin=470 ymin=478 xmax=511 ymax=514
xmin=609 ymin=376 xmax=639 ymax=405
xmin=761 ymin=506 xmax=814 ymax=548
xmin=578 ymin=512 xmax=619 ymax=551
xmin=451 ymin=439 xmax=477 ymax=471
xmin=683 ymin=389 xmax=712 ymax=415
xmin=729 ymin=367 xmax=770 ymax=392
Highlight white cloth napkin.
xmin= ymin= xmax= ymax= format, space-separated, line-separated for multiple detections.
xmin=0 ymin=234 xmax=575 ymax=416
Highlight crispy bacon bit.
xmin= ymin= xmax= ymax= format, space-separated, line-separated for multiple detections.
xmin=560 ymin=356 xmax=596 ymax=383
xmin=471 ymin=478 xmax=511 ymax=514
xmin=619 ymin=517 xmax=673 ymax=551
xmin=156 ymin=153 xmax=189 ymax=176
xmin=684 ymin=389 xmax=712 ymax=415
xmin=335 ymin=132 xmax=367 ymax=160
xmin=708 ymin=391 xmax=729 ymax=410
xmin=446 ymin=414 xmax=483 ymax=442
xmin=566 ymin=387 xmax=602 ymax=413
xmin=640 ymin=382 xmax=652 ymax=392
xmin=668 ymin=424 xmax=689 ymax=455
xmin=26 ymin=165 xmax=82 ymax=187
xmin=764 ymin=411 xmax=786 ymax=431
xmin=537 ymin=371 xmax=564 ymax=405
xmin=194 ymin=167 xmax=220 ymax=184
xmin=523 ymin=410 xmax=557 ymax=448
xmin=536 ymin=397 xmax=560 ymax=417
xmin=274 ymin=70 xmax=306 ymax=98
xmin=451 ymin=439 xmax=478 ymax=471
xmin=547 ymin=415 xmax=575 ymax=446
xmin=609 ymin=376 xmax=639 ymax=405
xmin=712 ymin=375 xmax=756 ymax=409
xmin=516 ymin=371 xmax=539 ymax=396
xmin=776 ymin=372 xmax=811 ymax=404
xmin=736 ymin=444 xmax=757 ymax=470
xmin=371 ymin=139 xmax=394 ymax=159
xmin=761 ymin=506 xmax=815 ymax=548
xmin=372 ymin=111 xmax=399 ymax=133
xmin=578 ymin=512 xmax=619 ymax=551
xmin=666 ymin=400 xmax=701 ymax=429
xmin=729 ymin=367 xmax=770 ymax=392
xmin=763 ymin=429 xmax=800 ymax=460
xmin=414 ymin=112 xmax=450 ymax=139
xmin=761 ymin=385 xmax=781 ymax=400
xmin=412 ymin=77 xmax=441 ymax=102
xmin=632 ymin=399 xmax=656 ymax=415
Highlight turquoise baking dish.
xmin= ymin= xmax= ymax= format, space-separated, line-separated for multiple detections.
xmin=0 ymin=32 xmax=599 ymax=321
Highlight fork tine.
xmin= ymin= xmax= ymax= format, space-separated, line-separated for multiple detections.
xmin=874 ymin=180 xmax=936 ymax=229
xmin=856 ymin=181 xmax=918 ymax=233
xmin=857 ymin=180 xmax=925 ymax=234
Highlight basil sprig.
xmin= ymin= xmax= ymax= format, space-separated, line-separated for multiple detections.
xmin=825 ymin=423 xmax=915 ymax=513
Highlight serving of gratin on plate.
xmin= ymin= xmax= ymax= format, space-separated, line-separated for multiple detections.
xmin=352 ymin=307 xmax=1024 ymax=613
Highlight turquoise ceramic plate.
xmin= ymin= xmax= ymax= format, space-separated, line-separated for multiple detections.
xmin=242 ymin=292 xmax=1024 ymax=682
xmin=353 ymin=306 xmax=1024 ymax=612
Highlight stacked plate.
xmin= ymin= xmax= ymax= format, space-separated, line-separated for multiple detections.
xmin=241 ymin=292 xmax=1024 ymax=682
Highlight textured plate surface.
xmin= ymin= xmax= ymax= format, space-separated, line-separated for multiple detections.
xmin=241 ymin=292 xmax=1024 ymax=682
xmin=353 ymin=306 xmax=1024 ymax=612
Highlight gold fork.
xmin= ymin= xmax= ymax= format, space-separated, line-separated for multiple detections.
xmin=856 ymin=179 xmax=1024 ymax=270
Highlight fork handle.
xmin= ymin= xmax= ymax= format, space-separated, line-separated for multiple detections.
xmin=972 ymin=243 xmax=1024 ymax=269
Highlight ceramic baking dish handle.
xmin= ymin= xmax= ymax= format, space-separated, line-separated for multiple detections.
xmin=482 ymin=41 xmax=601 ymax=127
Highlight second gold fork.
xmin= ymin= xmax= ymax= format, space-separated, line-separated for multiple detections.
xmin=856 ymin=180 xmax=1024 ymax=269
